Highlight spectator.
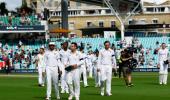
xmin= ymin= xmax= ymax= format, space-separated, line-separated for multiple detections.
xmin=138 ymin=51 xmax=145 ymax=66
xmin=0 ymin=41 xmax=2 ymax=48
xmin=2 ymin=53 xmax=11 ymax=74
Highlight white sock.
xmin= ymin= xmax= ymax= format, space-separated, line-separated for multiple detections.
xmin=163 ymin=74 xmax=168 ymax=84
xmin=159 ymin=74 xmax=163 ymax=84
xmin=100 ymin=81 xmax=105 ymax=92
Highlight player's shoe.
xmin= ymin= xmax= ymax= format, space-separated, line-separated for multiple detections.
xmin=57 ymin=96 xmax=60 ymax=100
xmin=106 ymin=93 xmax=112 ymax=96
xmin=66 ymin=89 xmax=69 ymax=94
xmin=75 ymin=97 xmax=79 ymax=100
xmin=84 ymin=84 xmax=89 ymax=88
xmin=100 ymin=88 xmax=104 ymax=96
xmin=45 ymin=97 xmax=51 ymax=100
xmin=129 ymin=83 xmax=134 ymax=86
xmin=68 ymin=95 xmax=73 ymax=100
xmin=127 ymin=83 xmax=134 ymax=87
xmin=61 ymin=89 xmax=65 ymax=94
xmin=95 ymin=84 xmax=100 ymax=87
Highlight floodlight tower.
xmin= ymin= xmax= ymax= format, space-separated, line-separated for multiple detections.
xmin=104 ymin=0 xmax=142 ymax=40
xmin=61 ymin=0 xmax=69 ymax=30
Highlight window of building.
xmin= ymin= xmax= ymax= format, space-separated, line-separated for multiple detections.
xmin=86 ymin=10 xmax=95 ymax=15
xmin=146 ymin=8 xmax=154 ymax=12
xmin=111 ymin=21 xmax=116 ymax=27
xmin=87 ymin=22 xmax=92 ymax=27
xmin=69 ymin=22 xmax=75 ymax=30
xmin=68 ymin=1 xmax=70 ymax=7
xmin=152 ymin=19 xmax=158 ymax=24
xmin=106 ymin=9 xmax=111 ymax=14
xmin=128 ymin=19 xmax=133 ymax=25
xmin=99 ymin=21 xmax=104 ymax=27
xmin=158 ymin=7 xmax=165 ymax=12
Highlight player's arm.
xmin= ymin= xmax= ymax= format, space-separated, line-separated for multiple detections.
xmin=121 ymin=56 xmax=132 ymax=61
xmin=112 ymin=51 xmax=117 ymax=68
xmin=167 ymin=51 xmax=170 ymax=64
xmin=84 ymin=55 xmax=88 ymax=68
xmin=97 ymin=50 xmax=102 ymax=72
xmin=56 ymin=53 xmax=63 ymax=73
xmin=44 ymin=53 xmax=48 ymax=68
xmin=69 ymin=52 xmax=83 ymax=69
xmin=72 ymin=52 xmax=84 ymax=69
xmin=34 ymin=55 xmax=39 ymax=67
xmin=157 ymin=50 xmax=161 ymax=68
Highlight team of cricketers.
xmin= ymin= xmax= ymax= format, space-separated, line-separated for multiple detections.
xmin=35 ymin=41 xmax=169 ymax=100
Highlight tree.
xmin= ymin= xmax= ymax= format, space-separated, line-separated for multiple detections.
xmin=22 ymin=0 xmax=28 ymax=8
xmin=0 ymin=2 xmax=9 ymax=16
xmin=18 ymin=0 xmax=33 ymax=16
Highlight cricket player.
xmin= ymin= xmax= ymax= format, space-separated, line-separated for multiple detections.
xmin=158 ymin=43 xmax=169 ymax=85
xmin=36 ymin=47 xmax=45 ymax=87
xmin=97 ymin=41 xmax=117 ymax=96
xmin=87 ymin=51 xmax=93 ymax=78
xmin=59 ymin=42 xmax=69 ymax=93
xmin=79 ymin=47 xmax=88 ymax=87
xmin=45 ymin=42 xmax=62 ymax=100
xmin=92 ymin=50 xmax=100 ymax=87
xmin=65 ymin=42 xmax=84 ymax=100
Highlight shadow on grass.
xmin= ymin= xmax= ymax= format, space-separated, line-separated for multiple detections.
xmin=33 ymin=96 xmax=68 ymax=100
xmin=85 ymin=93 xmax=100 ymax=96
xmin=137 ymin=82 xmax=159 ymax=86
xmin=112 ymin=84 xmax=125 ymax=87
xmin=33 ymin=96 xmax=45 ymax=100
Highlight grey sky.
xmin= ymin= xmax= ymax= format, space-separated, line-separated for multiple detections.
xmin=142 ymin=0 xmax=168 ymax=4
xmin=0 ymin=0 xmax=168 ymax=11
xmin=0 ymin=0 xmax=22 ymax=11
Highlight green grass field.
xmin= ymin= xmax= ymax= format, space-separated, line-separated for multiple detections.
xmin=0 ymin=72 xmax=170 ymax=100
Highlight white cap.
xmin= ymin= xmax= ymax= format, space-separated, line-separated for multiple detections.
xmin=49 ymin=42 xmax=55 ymax=45
xmin=40 ymin=45 xmax=45 ymax=49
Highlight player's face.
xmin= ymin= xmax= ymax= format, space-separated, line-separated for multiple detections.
xmin=96 ymin=52 xmax=99 ymax=57
xmin=40 ymin=48 xmax=44 ymax=54
xmin=162 ymin=44 xmax=166 ymax=49
xmin=105 ymin=43 xmax=110 ymax=49
xmin=49 ymin=45 xmax=55 ymax=50
xmin=70 ymin=44 xmax=76 ymax=51
xmin=63 ymin=43 xmax=68 ymax=49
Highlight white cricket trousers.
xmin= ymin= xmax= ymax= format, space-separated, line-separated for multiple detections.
xmin=61 ymin=66 xmax=68 ymax=91
xmin=80 ymin=65 xmax=88 ymax=86
xmin=38 ymin=67 xmax=45 ymax=85
xmin=159 ymin=61 xmax=168 ymax=84
xmin=100 ymin=65 xmax=112 ymax=94
xmin=88 ymin=64 xmax=93 ymax=78
xmin=66 ymin=68 xmax=80 ymax=98
xmin=94 ymin=67 xmax=100 ymax=86
xmin=46 ymin=67 xmax=60 ymax=98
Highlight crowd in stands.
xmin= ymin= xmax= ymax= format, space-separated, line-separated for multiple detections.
xmin=0 ymin=37 xmax=45 ymax=71
xmin=0 ymin=36 xmax=169 ymax=72
xmin=0 ymin=9 xmax=43 ymax=26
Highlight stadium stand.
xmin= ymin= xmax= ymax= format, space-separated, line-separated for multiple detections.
xmin=0 ymin=15 xmax=40 ymax=26
xmin=0 ymin=35 xmax=170 ymax=71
